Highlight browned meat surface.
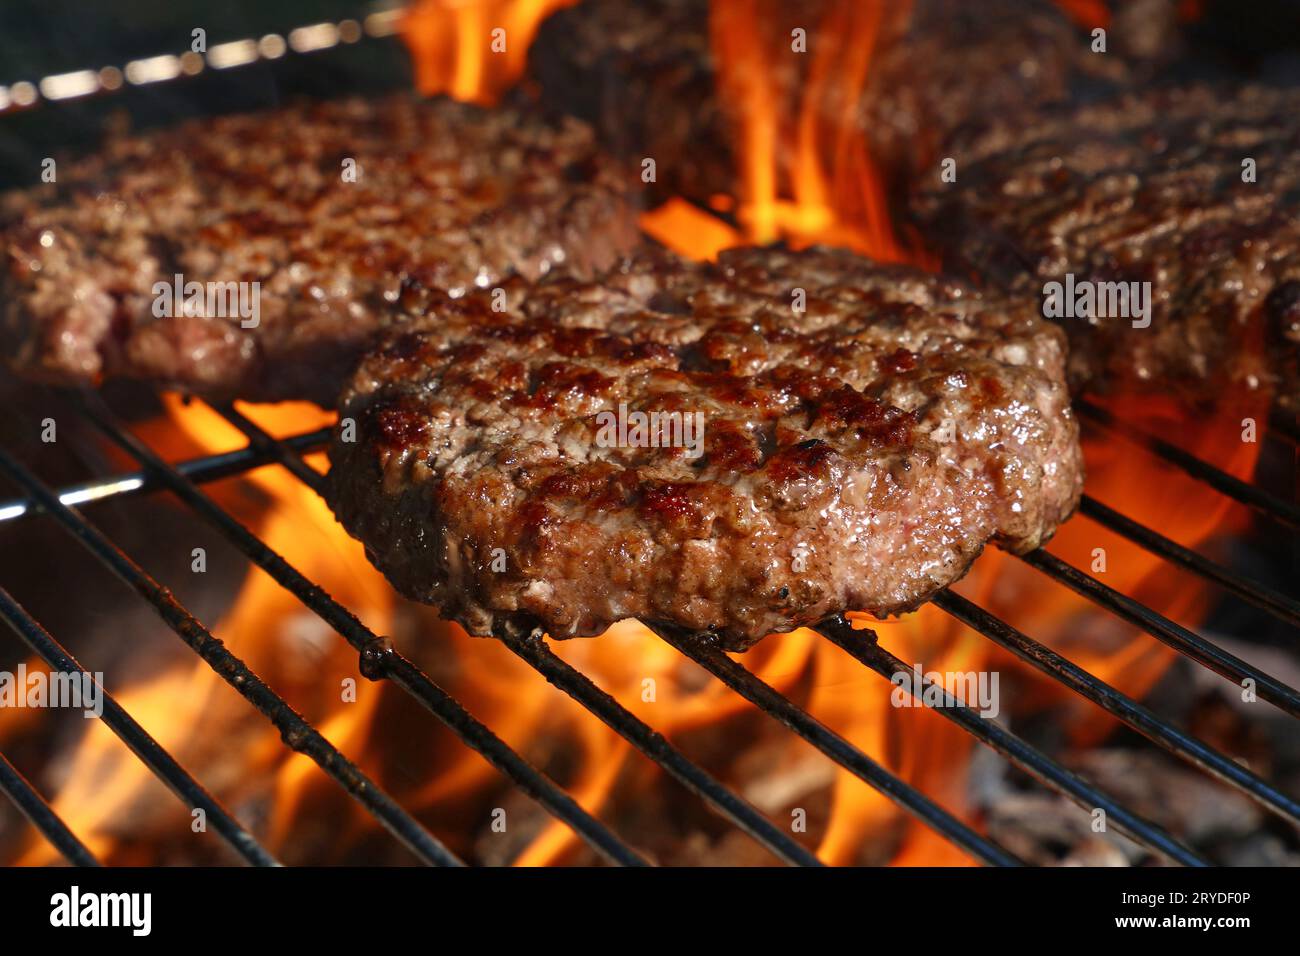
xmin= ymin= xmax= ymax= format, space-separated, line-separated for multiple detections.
xmin=526 ymin=0 xmax=1160 ymax=208
xmin=326 ymin=246 xmax=1083 ymax=649
xmin=527 ymin=0 xmax=728 ymax=203
xmin=0 ymin=95 xmax=640 ymax=404
xmin=913 ymin=84 xmax=1300 ymax=410
xmin=854 ymin=0 xmax=1141 ymax=201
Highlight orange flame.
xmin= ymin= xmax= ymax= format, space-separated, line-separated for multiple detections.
xmin=2 ymin=380 xmax=1264 ymax=867
xmin=639 ymin=198 xmax=744 ymax=261
xmin=401 ymin=0 xmax=578 ymax=104
xmin=0 ymin=0 xmax=1269 ymax=868
xmin=707 ymin=0 xmax=911 ymax=261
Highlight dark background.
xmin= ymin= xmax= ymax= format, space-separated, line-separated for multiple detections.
xmin=2 ymin=0 xmax=1300 ymax=189
xmin=0 ymin=1 xmax=413 ymax=189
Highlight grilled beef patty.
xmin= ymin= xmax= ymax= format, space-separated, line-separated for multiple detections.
xmin=0 ymin=95 xmax=639 ymax=404
xmin=913 ymin=84 xmax=1300 ymax=410
xmin=326 ymin=246 xmax=1083 ymax=648
xmin=527 ymin=0 xmax=1158 ymax=208
xmin=528 ymin=0 xmax=730 ymax=204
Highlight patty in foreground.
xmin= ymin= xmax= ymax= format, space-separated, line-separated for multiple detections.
xmin=0 ymin=95 xmax=637 ymax=404
xmin=326 ymin=247 xmax=1084 ymax=649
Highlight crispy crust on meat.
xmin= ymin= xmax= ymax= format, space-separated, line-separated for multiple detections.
xmin=0 ymin=95 xmax=639 ymax=403
xmin=326 ymin=246 xmax=1083 ymax=648
xmin=913 ymin=84 xmax=1300 ymax=409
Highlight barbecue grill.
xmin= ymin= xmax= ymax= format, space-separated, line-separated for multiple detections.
xmin=0 ymin=388 xmax=1294 ymax=867
xmin=0 ymin=2 xmax=1298 ymax=869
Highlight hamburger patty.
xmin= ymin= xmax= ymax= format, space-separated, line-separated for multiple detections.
xmin=528 ymin=0 xmax=730 ymax=204
xmin=526 ymin=0 xmax=1158 ymax=208
xmin=913 ymin=84 xmax=1300 ymax=410
xmin=326 ymin=246 xmax=1083 ymax=649
xmin=0 ymin=95 xmax=639 ymax=404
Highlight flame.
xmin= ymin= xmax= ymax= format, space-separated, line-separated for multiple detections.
xmin=707 ymin=0 xmax=912 ymax=261
xmin=401 ymin=0 xmax=578 ymax=104
xmin=3 ymin=385 xmax=1257 ymax=866
xmin=0 ymin=0 xmax=1268 ymax=867
xmin=639 ymin=198 xmax=744 ymax=262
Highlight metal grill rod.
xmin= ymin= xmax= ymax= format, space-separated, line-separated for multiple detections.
xmin=0 ymin=7 xmax=403 ymax=117
xmin=934 ymin=590 xmax=1300 ymax=829
xmin=15 ymin=391 xmax=1291 ymax=864
xmin=0 ymin=447 xmax=464 ymax=867
xmin=814 ymin=616 xmax=1208 ymax=866
xmin=649 ymin=622 xmax=1024 ymax=866
xmin=0 ymin=585 xmax=279 ymax=866
xmin=214 ymin=403 xmax=329 ymax=491
xmin=219 ymin=399 xmax=1290 ymax=864
xmin=213 ymin=400 xmax=828 ymax=865
xmin=0 ymin=427 xmax=329 ymax=524
xmin=1076 ymin=399 xmax=1300 ymax=530
xmin=0 ymin=749 xmax=99 ymax=867
xmin=1019 ymin=549 xmax=1300 ymax=720
xmin=79 ymin=396 xmax=647 ymax=867
xmin=1079 ymin=495 xmax=1300 ymax=629
xmin=499 ymin=627 xmax=824 ymax=867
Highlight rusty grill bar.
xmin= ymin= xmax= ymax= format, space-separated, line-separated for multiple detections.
xmin=0 ymin=388 xmax=1296 ymax=867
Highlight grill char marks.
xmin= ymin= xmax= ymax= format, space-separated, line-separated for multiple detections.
xmin=0 ymin=95 xmax=639 ymax=404
xmin=914 ymin=84 xmax=1300 ymax=410
xmin=326 ymin=246 xmax=1083 ymax=648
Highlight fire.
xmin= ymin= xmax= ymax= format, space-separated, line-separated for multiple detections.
xmin=3 ymin=385 xmax=1259 ymax=865
xmin=639 ymin=198 xmax=744 ymax=262
xmin=401 ymin=0 xmax=577 ymax=104
xmin=3 ymin=398 xmax=395 ymax=865
xmin=707 ymin=0 xmax=912 ymax=261
xmin=0 ymin=0 xmax=1270 ymax=868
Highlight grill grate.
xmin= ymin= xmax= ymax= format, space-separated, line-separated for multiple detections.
xmin=1077 ymin=400 xmax=1300 ymax=531
xmin=0 ymin=388 xmax=1296 ymax=867
xmin=1077 ymin=495 xmax=1300 ymax=629
xmin=0 ymin=584 xmax=276 ymax=866
xmin=0 ymin=748 xmax=98 ymax=867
